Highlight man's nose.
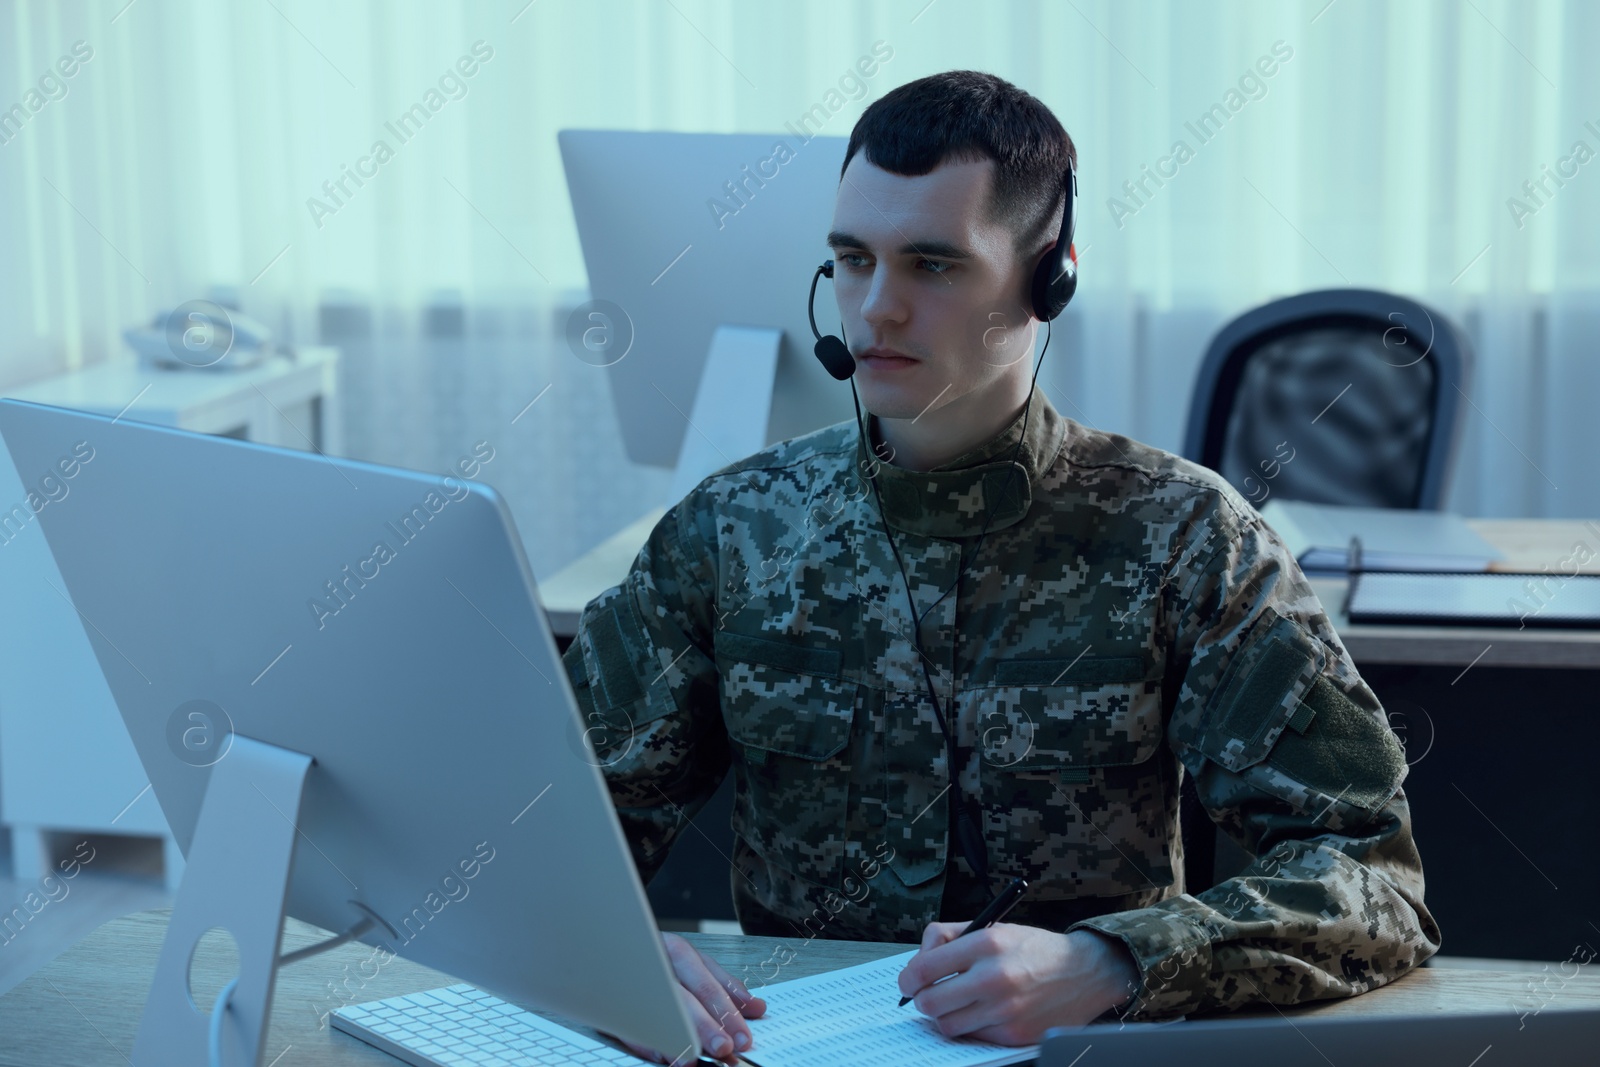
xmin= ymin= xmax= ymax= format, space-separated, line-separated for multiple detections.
xmin=859 ymin=267 xmax=909 ymax=329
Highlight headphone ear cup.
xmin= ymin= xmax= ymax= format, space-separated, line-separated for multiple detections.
xmin=1029 ymin=241 xmax=1077 ymax=322
xmin=1030 ymin=166 xmax=1079 ymax=322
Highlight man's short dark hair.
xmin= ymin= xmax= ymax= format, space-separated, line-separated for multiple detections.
xmin=841 ymin=70 xmax=1076 ymax=265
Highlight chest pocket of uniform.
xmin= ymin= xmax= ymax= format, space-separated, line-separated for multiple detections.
xmin=975 ymin=654 xmax=1177 ymax=899
xmin=716 ymin=630 xmax=859 ymax=887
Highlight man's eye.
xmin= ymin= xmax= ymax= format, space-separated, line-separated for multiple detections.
xmin=835 ymin=255 xmax=950 ymax=275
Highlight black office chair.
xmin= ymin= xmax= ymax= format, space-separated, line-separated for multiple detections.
xmin=1182 ymin=288 xmax=1471 ymax=511
xmin=1175 ymin=289 xmax=1471 ymax=894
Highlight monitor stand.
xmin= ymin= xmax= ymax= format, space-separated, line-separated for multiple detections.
xmin=667 ymin=324 xmax=781 ymax=504
xmin=132 ymin=734 xmax=387 ymax=1067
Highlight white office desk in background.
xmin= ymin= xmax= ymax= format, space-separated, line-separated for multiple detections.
xmin=0 ymin=348 xmax=340 ymax=889
xmin=540 ymin=507 xmax=666 ymax=639
xmin=3 ymin=346 xmax=340 ymax=451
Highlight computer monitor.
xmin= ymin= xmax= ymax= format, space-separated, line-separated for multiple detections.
xmin=0 ymin=398 xmax=701 ymax=1067
xmin=558 ymin=129 xmax=857 ymax=472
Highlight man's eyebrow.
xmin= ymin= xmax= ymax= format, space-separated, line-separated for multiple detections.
xmin=825 ymin=230 xmax=973 ymax=260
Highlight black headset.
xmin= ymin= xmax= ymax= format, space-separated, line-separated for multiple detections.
xmin=804 ymin=159 xmax=1078 ymax=887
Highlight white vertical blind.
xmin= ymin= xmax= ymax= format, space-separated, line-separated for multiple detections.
xmin=0 ymin=0 xmax=1595 ymax=577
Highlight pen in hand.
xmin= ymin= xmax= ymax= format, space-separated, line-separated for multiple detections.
xmin=898 ymin=877 xmax=1029 ymax=1008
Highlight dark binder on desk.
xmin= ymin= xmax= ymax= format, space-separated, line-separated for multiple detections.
xmin=1346 ymin=570 xmax=1600 ymax=628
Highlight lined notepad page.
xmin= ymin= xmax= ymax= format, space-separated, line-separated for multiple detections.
xmin=740 ymin=950 xmax=1039 ymax=1067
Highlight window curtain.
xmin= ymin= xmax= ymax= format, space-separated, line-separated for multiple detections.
xmin=1 ymin=0 xmax=1594 ymax=579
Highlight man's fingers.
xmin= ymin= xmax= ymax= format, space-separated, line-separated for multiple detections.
xmin=677 ymin=981 xmax=747 ymax=1062
xmin=908 ymin=962 xmax=986 ymax=1020
xmin=900 ymin=922 xmax=988 ymax=997
xmin=929 ymin=995 xmax=1006 ymax=1041
xmin=701 ymin=952 xmax=767 ymax=1018
xmin=921 ymin=920 xmax=969 ymax=952
xmin=664 ymin=938 xmax=755 ymax=1057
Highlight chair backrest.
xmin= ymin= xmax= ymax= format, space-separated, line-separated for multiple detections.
xmin=1182 ymin=289 xmax=1471 ymax=511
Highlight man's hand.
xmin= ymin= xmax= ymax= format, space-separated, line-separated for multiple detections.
xmin=895 ymin=922 xmax=1141 ymax=1046
xmin=614 ymin=932 xmax=768 ymax=1064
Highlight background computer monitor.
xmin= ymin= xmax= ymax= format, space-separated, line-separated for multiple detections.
xmin=559 ymin=129 xmax=859 ymax=471
xmin=0 ymin=398 xmax=701 ymax=1063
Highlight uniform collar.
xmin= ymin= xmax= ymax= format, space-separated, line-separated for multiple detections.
xmin=854 ymin=388 xmax=1066 ymax=539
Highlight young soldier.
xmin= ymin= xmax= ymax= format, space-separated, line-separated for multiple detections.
xmin=562 ymin=70 xmax=1440 ymax=1063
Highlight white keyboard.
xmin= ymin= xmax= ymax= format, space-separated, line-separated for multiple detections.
xmin=331 ymin=983 xmax=657 ymax=1066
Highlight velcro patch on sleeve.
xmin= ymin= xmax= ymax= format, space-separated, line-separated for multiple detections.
xmin=1214 ymin=631 xmax=1306 ymax=749
xmin=1266 ymin=675 xmax=1407 ymax=814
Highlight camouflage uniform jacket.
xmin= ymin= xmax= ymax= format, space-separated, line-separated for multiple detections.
xmin=560 ymin=388 xmax=1442 ymax=1019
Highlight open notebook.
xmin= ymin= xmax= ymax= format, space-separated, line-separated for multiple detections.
xmin=740 ymin=950 xmax=1039 ymax=1067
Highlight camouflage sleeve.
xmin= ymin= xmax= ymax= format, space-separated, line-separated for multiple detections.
xmin=1068 ymin=505 xmax=1443 ymax=1019
xmin=558 ymin=489 xmax=729 ymax=887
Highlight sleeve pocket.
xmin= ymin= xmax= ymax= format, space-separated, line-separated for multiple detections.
xmin=1197 ymin=608 xmax=1329 ymax=773
xmin=589 ymin=600 xmax=646 ymax=711
xmin=581 ymin=589 xmax=711 ymax=732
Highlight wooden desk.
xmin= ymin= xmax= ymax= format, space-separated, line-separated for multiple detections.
xmin=4 ymin=909 xmax=1598 ymax=1066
